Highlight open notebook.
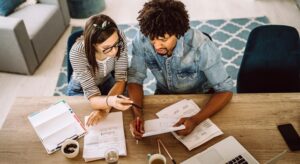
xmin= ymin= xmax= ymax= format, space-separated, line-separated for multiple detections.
xmin=28 ymin=100 xmax=86 ymax=154
xmin=83 ymin=112 xmax=127 ymax=162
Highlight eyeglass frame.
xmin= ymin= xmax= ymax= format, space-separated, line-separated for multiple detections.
xmin=101 ymin=39 xmax=122 ymax=54
xmin=93 ymin=21 xmax=123 ymax=55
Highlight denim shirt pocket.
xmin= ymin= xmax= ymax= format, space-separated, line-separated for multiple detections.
xmin=146 ymin=59 xmax=161 ymax=71
xmin=176 ymin=64 xmax=198 ymax=80
xmin=174 ymin=63 xmax=203 ymax=92
xmin=176 ymin=70 xmax=197 ymax=80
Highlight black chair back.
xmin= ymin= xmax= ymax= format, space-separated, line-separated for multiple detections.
xmin=237 ymin=25 xmax=300 ymax=93
xmin=67 ymin=29 xmax=84 ymax=83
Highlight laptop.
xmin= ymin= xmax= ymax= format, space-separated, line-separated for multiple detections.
xmin=181 ymin=136 xmax=259 ymax=164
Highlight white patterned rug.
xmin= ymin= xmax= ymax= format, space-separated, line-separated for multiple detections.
xmin=54 ymin=16 xmax=269 ymax=96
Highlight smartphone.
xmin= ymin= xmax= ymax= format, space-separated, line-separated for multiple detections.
xmin=277 ymin=123 xmax=300 ymax=151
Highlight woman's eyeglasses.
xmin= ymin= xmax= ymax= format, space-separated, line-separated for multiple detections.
xmin=102 ymin=40 xmax=122 ymax=54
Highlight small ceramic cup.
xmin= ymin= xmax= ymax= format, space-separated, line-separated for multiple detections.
xmin=61 ymin=139 xmax=79 ymax=158
xmin=148 ymin=153 xmax=167 ymax=164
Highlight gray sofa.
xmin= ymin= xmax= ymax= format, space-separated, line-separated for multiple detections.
xmin=0 ymin=0 xmax=70 ymax=74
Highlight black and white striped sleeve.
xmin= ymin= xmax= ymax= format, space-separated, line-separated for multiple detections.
xmin=69 ymin=41 xmax=101 ymax=98
xmin=114 ymin=31 xmax=128 ymax=81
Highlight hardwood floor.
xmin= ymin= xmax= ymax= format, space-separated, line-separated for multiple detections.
xmin=0 ymin=0 xmax=299 ymax=128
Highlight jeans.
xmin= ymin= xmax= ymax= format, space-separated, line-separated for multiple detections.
xmin=67 ymin=74 xmax=115 ymax=96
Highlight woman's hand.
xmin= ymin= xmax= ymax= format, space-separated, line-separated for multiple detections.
xmin=107 ymin=95 xmax=133 ymax=111
xmin=86 ymin=110 xmax=108 ymax=126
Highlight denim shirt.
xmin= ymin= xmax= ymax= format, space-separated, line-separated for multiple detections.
xmin=128 ymin=29 xmax=233 ymax=94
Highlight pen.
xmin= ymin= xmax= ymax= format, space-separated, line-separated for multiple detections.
xmin=117 ymin=95 xmax=143 ymax=109
xmin=130 ymin=103 xmax=143 ymax=110
xmin=136 ymin=117 xmax=139 ymax=144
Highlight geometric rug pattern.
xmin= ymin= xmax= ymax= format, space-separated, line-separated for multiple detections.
xmin=54 ymin=16 xmax=269 ymax=96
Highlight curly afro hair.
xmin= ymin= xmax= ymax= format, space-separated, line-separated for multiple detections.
xmin=137 ymin=0 xmax=190 ymax=40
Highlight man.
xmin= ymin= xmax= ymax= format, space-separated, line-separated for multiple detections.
xmin=127 ymin=0 xmax=233 ymax=139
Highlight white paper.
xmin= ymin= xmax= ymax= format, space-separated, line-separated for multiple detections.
xmin=29 ymin=102 xmax=70 ymax=127
xmin=172 ymin=119 xmax=223 ymax=151
xmin=83 ymin=112 xmax=127 ymax=162
xmin=28 ymin=101 xmax=86 ymax=154
xmin=156 ymin=99 xmax=223 ymax=151
xmin=156 ymin=99 xmax=200 ymax=118
xmin=143 ymin=118 xmax=185 ymax=137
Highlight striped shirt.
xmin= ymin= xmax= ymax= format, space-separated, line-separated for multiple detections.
xmin=70 ymin=31 xmax=128 ymax=98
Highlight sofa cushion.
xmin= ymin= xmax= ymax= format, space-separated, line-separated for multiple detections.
xmin=14 ymin=0 xmax=37 ymax=12
xmin=0 ymin=0 xmax=25 ymax=16
xmin=9 ymin=4 xmax=58 ymax=39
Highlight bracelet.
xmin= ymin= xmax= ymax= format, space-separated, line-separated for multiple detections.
xmin=105 ymin=96 xmax=110 ymax=107
xmin=132 ymin=103 xmax=143 ymax=110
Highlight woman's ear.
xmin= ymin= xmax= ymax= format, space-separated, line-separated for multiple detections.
xmin=93 ymin=44 xmax=98 ymax=52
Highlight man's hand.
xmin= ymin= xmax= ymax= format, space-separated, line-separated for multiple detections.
xmin=129 ymin=117 xmax=144 ymax=140
xmin=86 ymin=110 xmax=108 ymax=126
xmin=174 ymin=117 xmax=197 ymax=136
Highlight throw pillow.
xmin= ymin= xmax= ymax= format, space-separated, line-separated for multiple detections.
xmin=0 ymin=0 xmax=26 ymax=16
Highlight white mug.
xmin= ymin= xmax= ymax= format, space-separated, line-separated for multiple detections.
xmin=61 ymin=139 xmax=79 ymax=158
xmin=148 ymin=154 xmax=167 ymax=164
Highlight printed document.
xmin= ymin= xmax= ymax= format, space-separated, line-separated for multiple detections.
xmin=156 ymin=99 xmax=223 ymax=151
xmin=83 ymin=112 xmax=127 ymax=162
xmin=143 ymin=118 xmax=185 ymax=137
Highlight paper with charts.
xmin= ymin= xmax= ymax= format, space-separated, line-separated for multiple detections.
xmin=143 ymin=118 xmax=185 ymax=137
xmin=83 ymin=112 xmax=127 ymax=162
xmin=27 ymin=100 xmax=86 ymax=154
xmin=156 ymin=99 xmax=223 ymax=151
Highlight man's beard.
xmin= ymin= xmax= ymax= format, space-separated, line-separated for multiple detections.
xmin=156 ymin=48 xmax=169 ymax=56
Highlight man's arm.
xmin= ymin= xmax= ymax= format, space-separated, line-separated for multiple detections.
xmin=128 ymin=83 xmax=145 ymax=139
xmin=192 ymin=91 xmax=232 ymax=124
xmin=175 ymin=91 xmax=232 ymax=136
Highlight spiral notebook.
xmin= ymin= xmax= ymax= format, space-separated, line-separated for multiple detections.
xmin=28 ymin=100 xmax=86 ymax=154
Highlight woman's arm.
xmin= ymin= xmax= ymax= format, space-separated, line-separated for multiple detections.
xmin=87 ymin=81 xmax=130 ymax=126
xmin=88 ymin=81 xmax=127 ymax=111
xmin=70 ymin=41 xmax=101 ymax=98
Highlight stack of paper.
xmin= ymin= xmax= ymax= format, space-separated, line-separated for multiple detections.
xmin=143 ymin=118 xmax=185 ymax=137
xmin=156 ymin=99 xmax=223 ymax=151
xmin=83 ymin=112 xmax=127 ymax=162
xmin=28 ymin=100 xmax=86 ymax=154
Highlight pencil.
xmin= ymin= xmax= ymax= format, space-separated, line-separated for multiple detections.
xmin=157 ymin=139 xmax=161 ymax=154
xmin=158 ymin=139 xmax=176 ymax=164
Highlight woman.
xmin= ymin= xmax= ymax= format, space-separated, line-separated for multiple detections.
xmin=67 ymin=14 xmax=132 ymax=125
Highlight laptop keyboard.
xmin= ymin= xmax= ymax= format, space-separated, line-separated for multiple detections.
xmin=226 ymin=155 xmax=248 ymax=164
